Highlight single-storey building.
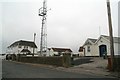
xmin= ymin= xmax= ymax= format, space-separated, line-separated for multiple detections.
xmin=48 ymin=47 xmax=72 ymax=56
xmin=7 ymin=40 xmax=37 ymax=55
xmin=79 ymin=35 xmax=120 ymax=57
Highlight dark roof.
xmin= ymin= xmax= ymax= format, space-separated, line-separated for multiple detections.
xmin=51 ymin=48 xmax=72 ymax=52
xmin=8 ymin=40 xmax=37 ymax=48
xmin=84 ymin=38 xmax=97 ymax=46
xmin=78 ymin=46 xmax=84 ymax=52
xmin=37 ymin=50 xmax=47 ymax=53
xmin=101 ymin=35 xmax=120 ymax=43
xmin=21 ymin=49 xmax=31 ymax=53
xmin=89 ymin=38 xmax=97 ymax=43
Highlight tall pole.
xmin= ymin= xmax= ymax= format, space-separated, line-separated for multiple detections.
xmin=33 ymin=33 xmax=36 ymax=55
xmin=106 ymin=0 xmax=115 ymax=71
xmin=39 ymin=0 xmax=47 ymax=56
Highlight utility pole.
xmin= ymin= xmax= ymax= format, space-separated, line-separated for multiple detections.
xmin=106 ymin=0 xmax=115 ymax=71
xmin=39 ymin=0 xmax=47 ymax=56
xmin=33 ymin=33 xmax=36 ymax=56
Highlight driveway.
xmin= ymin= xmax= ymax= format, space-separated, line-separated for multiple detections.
xmin=56 ymin=57 xmax=120 ymax=78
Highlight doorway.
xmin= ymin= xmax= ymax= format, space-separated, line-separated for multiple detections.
xmin=99 ymin=45 xmax=107 ymax=57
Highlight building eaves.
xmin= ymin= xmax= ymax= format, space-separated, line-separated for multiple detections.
xmin=8 ymin=40 xmax=37 ymax=48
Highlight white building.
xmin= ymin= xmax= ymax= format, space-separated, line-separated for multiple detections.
xmin=7 ymin=40 xmax=37 ymax=55
xmin=82 ymin=38 xmax=98 ymax=56
xmin=80 ymin=35 xmax=120 ymax=57
xmin=48 ymin=47 xmax=73 ymax=56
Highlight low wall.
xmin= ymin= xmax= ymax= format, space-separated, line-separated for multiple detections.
xmin=18 ymin=56 xmax=63 ymax=66
xmin=114 ymin=56 xmax=120 ymax=71
xmin=17 ymin=54 xmax=71 ymax=67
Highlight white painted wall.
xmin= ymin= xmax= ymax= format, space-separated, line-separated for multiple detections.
xmin=7 ymin=46 xmax=18 ymax=54
xmin=84 ymin=44 xmax=98 ymax=56
xmin=114 ymin=43 xmax=120 ymax=55
xmin=84 ymin=45 xmax=91 ymax=56
xmin=92 ymin=37 xmax=119 ymax=56
xmin=91 ymin=44 xmax=98 ymax=56
xmin=79 ymin=52 xmax=84 ymax=56
xmin=48 ymin=49 xmax=59 ymax=56
xmin=83 ymin=36 xmax=120 ymax=57
xmin=48 ymin=49 xmax=72 ymax=56
xmin=96 ymin=37 xmax=110 ymax=56
xmin=7 ymin=45 xmax=37 ymax=55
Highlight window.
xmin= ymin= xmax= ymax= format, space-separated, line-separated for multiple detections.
xmin=18 ymin=46 xmax=22 ymax=48
xmin=24 ymin=46 xmax=28 ymax=49
xmin=87 ymin=46 xmax=90 ymax=52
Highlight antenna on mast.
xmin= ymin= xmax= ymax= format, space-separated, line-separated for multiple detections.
xmin=39 ymin=0 xmax=47 ymax=56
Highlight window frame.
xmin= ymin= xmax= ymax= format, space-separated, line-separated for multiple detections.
xmin=87 ymin=46 xmax=91 ymax=52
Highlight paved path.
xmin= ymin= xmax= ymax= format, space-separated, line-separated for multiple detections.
xmin=70 ymin=57 xmax=109 ymax=75
xmin=2 ymin=60 xmax=113 ymax=78
xmin=67 ymin=57 xmax=120 ymax=79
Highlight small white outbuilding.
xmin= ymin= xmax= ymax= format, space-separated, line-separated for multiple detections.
xmin=80 ymin=35 xmax=120 ymax=57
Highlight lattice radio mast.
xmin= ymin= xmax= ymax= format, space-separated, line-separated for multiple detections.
xmin=39 ymin=0 xmax=47 ymax=56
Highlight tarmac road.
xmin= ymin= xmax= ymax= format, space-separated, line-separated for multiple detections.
xmin=2 ymin=60 xmax=118 ymax=80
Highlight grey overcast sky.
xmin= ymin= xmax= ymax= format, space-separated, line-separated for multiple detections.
xmin=0 ymin=0 xmax=119 ymax=53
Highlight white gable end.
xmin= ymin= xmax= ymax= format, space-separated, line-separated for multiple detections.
xmin=96 ymin=36 xmax=110 ymax=56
